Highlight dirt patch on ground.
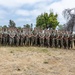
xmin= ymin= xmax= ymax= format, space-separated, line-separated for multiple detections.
xmin=0 ymin=46 xmax=75 ymax=75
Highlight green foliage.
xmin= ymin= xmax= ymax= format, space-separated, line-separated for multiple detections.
xmin=0 ymin=26 xmax=2 ymax=28
xmin=30 ymin=23 xmax=33 ymax=30
xmin=23 ymin=24 xmax=30 ymax=28
xmin=36 ymin=11 xmax=59 ymax=29
xmin=17 ymin=27 xmax=22 ymax=30
xmin=58 ymin=25 xmax=63 ymax=30
xmin=9 ymin=20 xmax=16 ymax=27
xmin=0 ymin=26 xmax=2 ymax=32
xmin=58 ymin=24 xmax=65 ymax=30
xmin=3 ymin=25 xmax=7 ymax=28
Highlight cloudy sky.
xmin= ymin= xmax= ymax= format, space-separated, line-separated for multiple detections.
xmin=0 ymin=0 xmax=75 ymax=27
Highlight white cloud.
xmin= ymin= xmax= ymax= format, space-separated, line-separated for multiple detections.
xmin=16 ymin=10 xmax=30 ymax=16
xmin=0 ymin=0 xmax=75 ymax=26
xmin=15 ymin=9 xmax=41 ymax=18
xmin=47 ymin=0 xmax=75 ymax=24
xmin=16 ymin=18 xmax=31 ymax=22
xmin=0 ymin=0 xmax=52 ymax=9
xmin=0 ymin=10 xmax=7 ymax=19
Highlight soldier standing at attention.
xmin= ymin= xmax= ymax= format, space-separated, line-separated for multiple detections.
xmin=37 ymin=29 xmax=40 ymax=46
xmin=57 ymin=31 xmax=59 ymax=48
xmin=24 ymin=28 xmax=27 ymax=46
xmin=63 ymin=31 xmax=68 ymax=49
xmin=49 ymin=29 xmax=51 ymax=47
xmin=0 ymin=33 xmax=1 ymax=45
xmin=33 ymin=27 xmax=38 ymax=46
xmin=46 ymin=29 xmax=50 ymax=47
xmin=42 ymin=30 xmax=45 ymax=47
xmin=28 ymin=28 xmax=32 ymax=46
xmin=44 ymin=29 xmax=46 ymax=47
xmin=61 ymin=31 xmax=64 ymax=48
xmin=73 ymin=34 xmax=75 ymax=46
xmin=49 ymin=30 xmax=53 ymax=48
xmin=65 ymin=31 xmax=69 ymax=49
xmin=54 ymin=30 xmax=58 ymax=48
xmin=60 ymin=31 xmax=64 ymax=48
xmin=25 ymin=28 xmax=29 ymax=46
xmin=44 ymin=29 xmax=49 ymax=47
xmin=0 ymin=28 xmax=2 ymax=46
xmin=52 ymin=30 xmax=55 ymax=47
xmin=39 ymin=29 xmax=41 ymax=46
xmin=30 ymin=29 xmax=33 ymax=46
xmin=20 ymin=30 xmax=24 ymax=46
xmin=32 ymin=29 xmax=35 ymax=46
xmin=68 ymin=32 xmax=74 ymax=49
xmin=58 ymin=31 xmax=62 ymax=48
xmin=34 ymin=28 xmax=40 ymax=46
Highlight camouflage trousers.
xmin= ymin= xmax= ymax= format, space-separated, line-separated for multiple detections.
xmin=25 ymin=36 xmax=29 ymax=46
xmin=20 ymin=37 xmax=24 ymax=46
xmin=63 ymin=38 xmax=68 ymax=49
xmin=31 ymin=36 xmax=34 ymax=46
xmin=9 ymin=37 xmax=14 ymax=46
xmin=49 ymin=38 xmax=53 ymax=47
xmin=2 ymin=37 xmax=7 ymax=45
xmin=57 ymin=39 xmax=63 ymax=48
xmin=29 ymin=37 xmax=32 ymax=46
xmin=40 ymin=38 xmax=44 ymax=47
xmin=0 ymin=38 xmax=2 ymax=45
xmin=68 ymin=39 xmax=74 ymax=49
xmin=44 ymin=38 xmax=49 ymax=47
xmin=33 ymin=37 xmax=37 ymax=46
xmin=53 ymin=38 xmax=58 ymax=48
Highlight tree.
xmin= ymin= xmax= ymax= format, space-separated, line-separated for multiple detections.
xmin=30 ymin=23 xmax=33 ymax=30
xmin=3 ymin=25 xmax=7 ymax=28
xmin=36 ymin=11 xmax=59 ymax=29
xmin=48 ymin=12 xmax=59 ymax=29
xmin=9 ymin=20 xmax=16 ymax=27
xmin=0 ymin=26 xmax=2 ymax=32
xmin=36 ymin=14 xmax=45 ymax=29
xmin=63 ymin=8 xmax=75 ymax=32
xmin=17 ymin=27 xmax=21 ymax=30
xmin=23 ymin=24 xmax=30 ymax=28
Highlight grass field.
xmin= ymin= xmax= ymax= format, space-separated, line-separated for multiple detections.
xmin=0 ymin=46 xmax=75 ymax=75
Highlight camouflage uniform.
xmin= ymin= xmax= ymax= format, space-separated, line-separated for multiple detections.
xmin=25 ymin=29 xmax=29 ymax=46
xmin=54 ymin=30 xmax=58 ymax=48
xmin=28 ymin=30 xmax=33 ymax=46
xmin=16 ymin=30 xmax=19 ymax=46
xmin=39 ymin=30 xmax=44 ymax=47
xmin=32 ymin=30 xmax=35 ymax=46
xmin=33 ymin=29 xmax=38 ymax=46
xmin=46 ymin=30 xmax=50 ymax=47
xmin=63 ymin=32 xmax=68 ymax=49
xmin=74 ymin=34 xmax=75 ymax=46
xmin=57 ymin=32 xmax=62 ymax=48
xmin=9 ymin=32 xmax=15 ymax=46
xmin=49 ymin=31 xmax=53 ymax=47
xmin=68 ymin=32 xmax=74 ymax=49
xmin=23 ymin=29 xmax=27 ymax=46
xmin=0 ymin=28 xmax=2 ymax=45
xmin=44 ymin=29 xmax=49 ymax=47
xmin=2 ymin=30 xmax=8 ymax=46
xmin=20 ymin=32 xmax=24 ymax=46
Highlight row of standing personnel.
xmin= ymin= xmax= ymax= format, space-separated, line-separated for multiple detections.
xmin=0 ymin=28 xmax=74 ymax=49
xmin=32 ymin=29 xmax=74 ymax=49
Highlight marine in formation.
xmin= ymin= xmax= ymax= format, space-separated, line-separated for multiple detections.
xmin=0 ymin=27 xmax=74 ymax=49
